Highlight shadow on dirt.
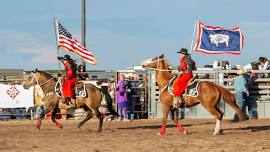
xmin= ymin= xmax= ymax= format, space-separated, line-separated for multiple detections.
xmin=116 ymin=121 xmax=215 ymax=130
xmin=224 ymin=125 xmax=270 ymax=132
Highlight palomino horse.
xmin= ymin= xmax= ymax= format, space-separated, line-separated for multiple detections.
xmin=141 ymin=54 xmax=243 ymax=135
xmin=23 ymin=69 xmax=118 ymax=132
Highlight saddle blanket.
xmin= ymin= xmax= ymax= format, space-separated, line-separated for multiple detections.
xmin=167 ymin=75 xmax=200 ymax=97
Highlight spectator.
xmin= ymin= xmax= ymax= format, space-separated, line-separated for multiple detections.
xmin=233 ymin=68 xmax=249 ymax=120
xmin=108 ymin=78 xmax=116 ymax=100
xmin=77 ymin=64 xmax=88 ymax=80
xmin=244 ymin=61 xmax=260 ymax=71
xmin=243 ymin=71 xmax=257 ymax=119
xmin=125 ymin=79 xmax=134 ymax=120
xmin=116 ymin=74 xmax=129 ymax=121
xmin=258 ymin=57 xmax=270 ymax=70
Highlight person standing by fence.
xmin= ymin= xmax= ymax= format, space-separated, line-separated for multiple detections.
xmin=243 ymin=71 xmax=257 ymax=119
xmin=116 ymin=74 xmax=129 ymax=121
xmin=233 ymin=68 xmax=249 ymax=120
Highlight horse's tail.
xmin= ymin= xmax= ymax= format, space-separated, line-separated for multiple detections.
xmin=101 ymin=90 xmax=119 ymax=117
xmin=218 ymin=86 xmax=243 ymax=121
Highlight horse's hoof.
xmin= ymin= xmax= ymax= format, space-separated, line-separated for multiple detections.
xmin=157 ymin=132 xmax=165 ymax=136
xmin=183 ymin=130 xmax=188 ymax=135
xmin=56 ymin=124 xmax=63 ymax=129
xmin=219 ymin=129 xmax=223 ymax=134
xmin=213 ymin=130 xmax=223 ymax=135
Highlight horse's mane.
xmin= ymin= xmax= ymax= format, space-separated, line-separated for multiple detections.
xmin=159 ymin=57 xmax=174 ymax=79
xmin=163 ymin=58 xmax=172 ymax=70
xmin=36 ymin=70 xmax=56 ymax=80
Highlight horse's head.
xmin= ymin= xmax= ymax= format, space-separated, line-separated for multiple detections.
xmin=23 ymin=69 xmax=53 ymax=89
xmin=140 ymin=54 xmax=165 ymax=69
xmin=23 ymin=69 xmax=39 ymax=89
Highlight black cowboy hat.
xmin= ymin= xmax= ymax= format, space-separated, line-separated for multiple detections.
xmin=177 ymin=48 xmax=189 ymax=55
xmin=63 ymin=54 xmax=72 ymax=60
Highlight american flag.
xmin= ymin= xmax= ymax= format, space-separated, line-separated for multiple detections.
xmin=56 ymin=20 xmax=96 ymax=64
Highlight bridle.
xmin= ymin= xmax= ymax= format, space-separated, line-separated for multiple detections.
xmin=27 ymin=72 xmax=56 ymax=86
xmin=147 ymin=57 xmax=172 ymax=72
xmin=26 ymin=72 xmax=57 ymax=100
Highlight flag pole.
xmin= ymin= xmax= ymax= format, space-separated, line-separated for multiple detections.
xmin=54 ymin=17 xmax=61 ymax=71
xmin=81 ymin=0 xmax=86 ymax=67
xmin=189 ymin=20 xmax=198 ymax=54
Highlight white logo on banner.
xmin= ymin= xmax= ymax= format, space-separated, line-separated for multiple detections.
xmin=209 ymin=34 xmax=230 ymax=47
xmin=6 ymin=86 xmax=20 ymax=100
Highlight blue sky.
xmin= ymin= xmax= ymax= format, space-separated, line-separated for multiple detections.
xmin=0 ymin=0 xmax=269 ymax=70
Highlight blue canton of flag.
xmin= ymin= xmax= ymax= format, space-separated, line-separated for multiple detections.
xmin=194 ymin=21 xmax=244 ymax=55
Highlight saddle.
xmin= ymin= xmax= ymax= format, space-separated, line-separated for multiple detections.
xmin=167 ymin=75 xmax=200 ymax=97
xmin=55 ymin=79 xmax=87 ymax=98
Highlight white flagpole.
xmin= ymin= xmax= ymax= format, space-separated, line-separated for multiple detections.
xmin=53 ymin=17 xmax=61 ymax=71
xmin=189 ymin=20 xmax=198 ymax=54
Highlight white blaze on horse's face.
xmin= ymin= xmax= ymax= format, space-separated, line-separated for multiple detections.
xmin=141 ymin=58 xmax=153 ymax=65
xmin=141 ymin=57 xmax=156 ymax=67
xmin=23 ymin=72 xmax=37 ymax=89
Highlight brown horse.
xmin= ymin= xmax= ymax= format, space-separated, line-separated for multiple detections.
xmin=141 ymin=54 xmax=243 ymax=135
xmin=23 ymin=69 xmax=118 ymax=132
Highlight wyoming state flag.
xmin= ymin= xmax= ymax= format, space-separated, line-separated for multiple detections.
xmin=194 ymin=21 xmax=244 ymax=55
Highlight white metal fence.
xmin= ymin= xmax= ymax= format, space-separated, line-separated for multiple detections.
xmin=148 ymin=69 xmax=270 ymax=119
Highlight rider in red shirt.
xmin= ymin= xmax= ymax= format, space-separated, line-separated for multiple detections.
xmin=58 ymin=54 xmax=77 ymax=106
xmin=173 ymin=48 xmax=195 ymax=107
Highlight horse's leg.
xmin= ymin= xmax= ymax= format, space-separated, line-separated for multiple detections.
xmin=51 ymin=108 xmax=63 ymax=129
xmin=35 ymin=106 xmax=45 ymax=130
xmin=159 ymin=104 xmax=170 ymax=135
xmin=214 ymin=106 xmax=224 ymax=134
xmin=201 ymin=103 xmax=223 ymax=135
xmin=77 ymin=110 xmax=93 ymax=128
xmin=97 ymin=113 xmax=104 ymax=132
xmin=172 ymin=109 xmax=188 ymax=134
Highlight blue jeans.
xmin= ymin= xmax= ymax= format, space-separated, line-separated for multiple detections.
xmin=235 ymin=92 xmax=256 ymax=120
xmin=243 ymin=94 xmax=256 ymax=119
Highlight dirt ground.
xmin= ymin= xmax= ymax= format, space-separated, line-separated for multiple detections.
xmin=0 ymin=118 xmax=270 ymax=152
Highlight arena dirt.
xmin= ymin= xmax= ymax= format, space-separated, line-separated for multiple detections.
xmin=0 ymin=118 xmax=270 ymax=152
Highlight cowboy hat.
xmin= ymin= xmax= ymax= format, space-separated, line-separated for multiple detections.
xmin=237 ymin=67 xmax=247 ymax=74
xmin=177 ymin=48 xmax=189 ymax=55
xmin=63 ymin=54 xmax=72 ymax=60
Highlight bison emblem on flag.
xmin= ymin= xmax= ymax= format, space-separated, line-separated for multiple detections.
xmin=209 ymin=34 xmax=230 ymax=47
xmin=194 ymin=21 xmax=244 ymax=55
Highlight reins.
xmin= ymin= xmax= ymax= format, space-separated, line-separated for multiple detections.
xmin=30 ymin=73 xmax=56 ymax=86
xmin=147 ymin=57 xmax=173 ymax=72
xmin=28 ymin=72 xmax=57 ymax=100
